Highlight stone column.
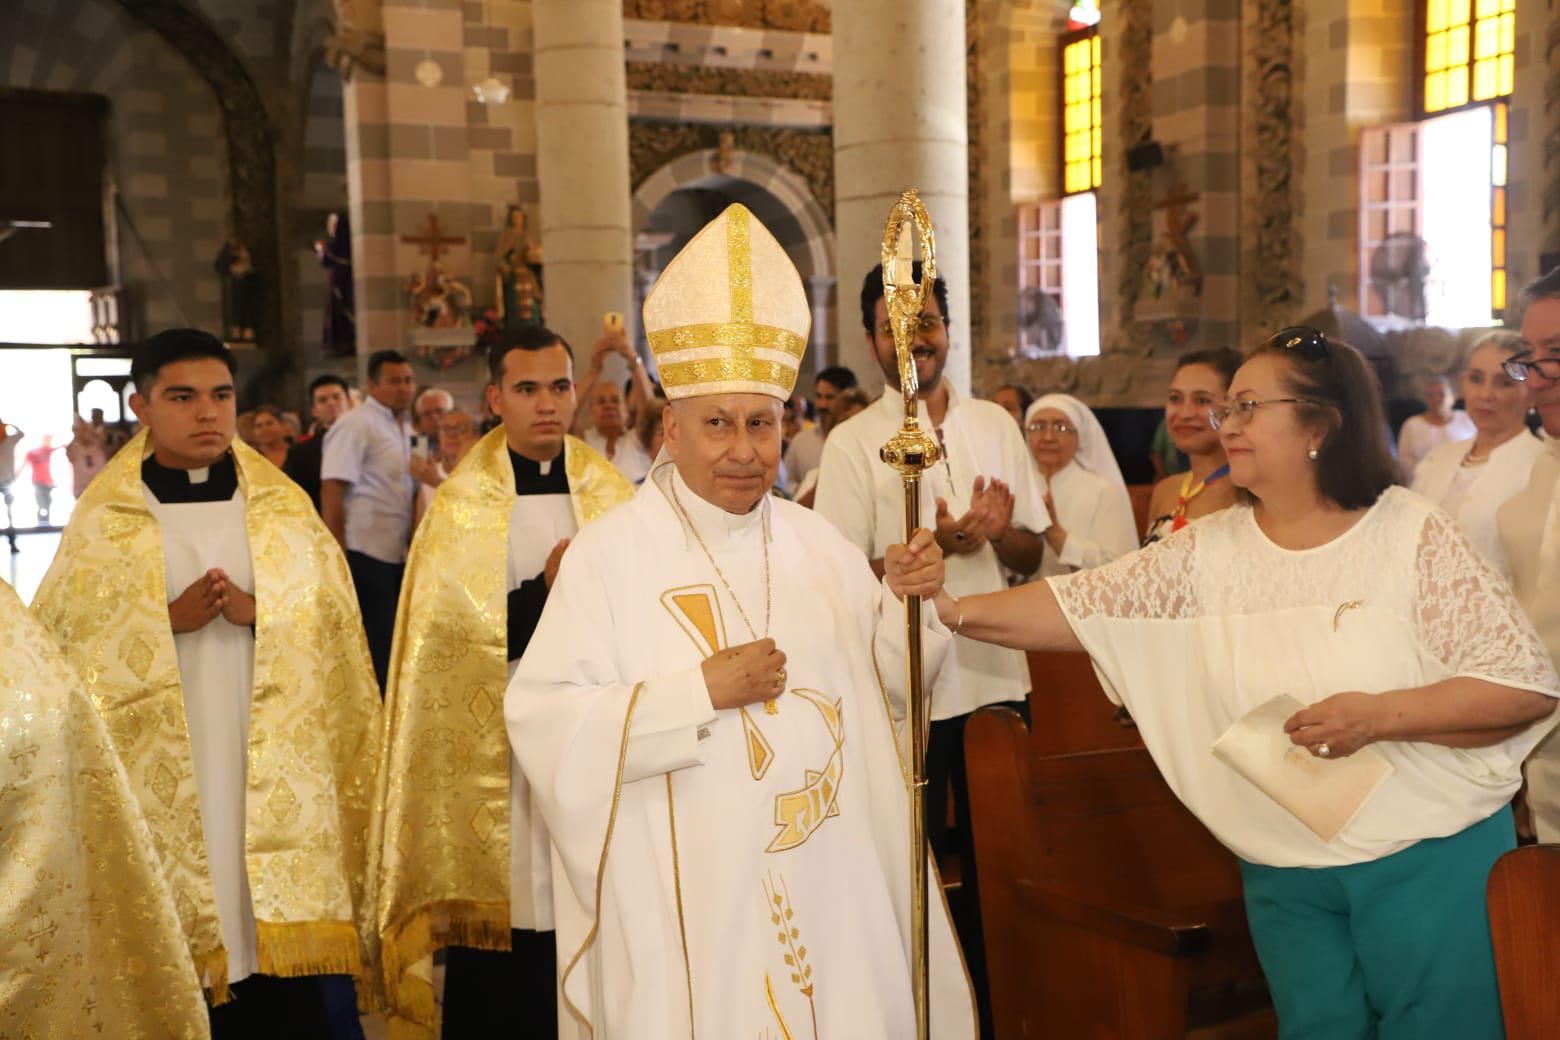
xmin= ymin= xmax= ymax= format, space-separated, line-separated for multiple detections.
xmin=532 ymin=0 xmax=634 ymax=355
xmin=833 ymin=0 xmax=971 ymax=394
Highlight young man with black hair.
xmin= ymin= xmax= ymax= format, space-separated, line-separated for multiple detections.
xmin=32 ymin=328 xmax=382 ymax=1038
xmin=812 ymin=262 xmax=1050 ymax=1033
xmin=321 ymin=349 xmax=417 ymax=687
xmin=369 ymin=325 xmax=632 ymax=1037
xmin=782 ymin=364 xmax=859 ymax=493
xmin=284 ymin=373 xmax=354 ymax=511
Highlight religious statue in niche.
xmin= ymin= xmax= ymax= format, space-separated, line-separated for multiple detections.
xmin=213 ymin=237 xmax=261 ymax=342
xmin=406 ymin=265 xmax=474 ymax=328
xmin=494 ymin=205 xmax=544 ymax=330
xmin=315 ymin=212 xmax=356 ymax=357
xmin=403 ymin=213 xmax=478 ymax=369
xmin=711 ymin=130 xmax=737 ymax=175
xmin=1142 ymin=177 xmax=1204 ymax=302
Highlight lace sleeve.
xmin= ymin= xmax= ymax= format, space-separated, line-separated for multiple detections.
xmin=1046 ymin=525 xmax=1200 ymax=621
xmin=1414 ymin=508 xmax=1559 ymax=693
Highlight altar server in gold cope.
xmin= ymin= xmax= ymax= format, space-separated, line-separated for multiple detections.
xmin=370 ymin=325 xmax=633 ymax=1039
xmin=31 ymin=329 xmax=383 ymax=1036
xmin=0 ymin=578 xmax=210 ymax=1040
xmin=507 ymin=204 xmax=977 ymax=1038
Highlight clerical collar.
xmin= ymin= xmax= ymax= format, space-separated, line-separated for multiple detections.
xmin=659 ymin=464 xmax=770 ymax=548
xmin=142 ymin=452 xmax=239 ymax=503
xmin=510 ymin=448 xmax=569 ymax=496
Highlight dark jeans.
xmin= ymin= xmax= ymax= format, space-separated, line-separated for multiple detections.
xmin=926 ymin=698 xmax=1030 ymax=1040
xmin=442 ymin=928 xmax=558 ymax=1038
xmin=209 ymin=972 xmax=337 ymax=1040
xmin=346 ymin=549 xmax=404 ymax=692
xmin=33 ymin=483 xmax=52 ymax=525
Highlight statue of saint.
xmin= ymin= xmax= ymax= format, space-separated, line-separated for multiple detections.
xmin=494 ymin=205 xmax=544 ymax=330
xmin=315 ymin=212 xmax=356 ymax=357
xmin=213 ymin=237 xmax=261 ymax=342
xmin=407 ymin=264 xmax=474 ymax=328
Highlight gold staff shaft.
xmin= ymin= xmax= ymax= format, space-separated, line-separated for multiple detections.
xmin=878 ymin=189 xmax=939 ymax=1040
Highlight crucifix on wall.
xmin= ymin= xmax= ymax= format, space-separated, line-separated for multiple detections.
xmin=402 ymin=213 xmax=473 ymax=330
xmin=401 ymin=213 xmax=465 ymax=266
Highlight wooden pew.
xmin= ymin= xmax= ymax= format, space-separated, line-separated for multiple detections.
xmin=1026 ymin=650 xmax=1144 ymax=757
xmin=966 ymin=703 xmax=1275 ymax=1039
xmin=1487 ymin=844 xmax=1560 ymax=1039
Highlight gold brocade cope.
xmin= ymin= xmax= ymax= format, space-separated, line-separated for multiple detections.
xmin=29 ymin=430 xmax=383 ymax=1004
xmin=0 ymin=579 xmax=211 ymax=1039
xmin=369 ymin=429 xmax=632 ymax=1039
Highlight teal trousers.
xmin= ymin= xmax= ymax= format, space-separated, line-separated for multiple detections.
xmin=1238 ymin=806 xmax=1513 ymax=1040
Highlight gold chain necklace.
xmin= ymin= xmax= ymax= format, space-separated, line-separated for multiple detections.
xmin=668 ymin=478 xmax=781 ymax=713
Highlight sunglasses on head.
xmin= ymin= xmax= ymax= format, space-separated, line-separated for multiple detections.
xmin=1264 ymin=326 xmax=1332 ymax=361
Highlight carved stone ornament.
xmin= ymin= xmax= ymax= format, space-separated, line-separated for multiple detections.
xmin=1117 ymin=0 xmax=1154 ymax=344
xmin=1246 ymin=0 xmax=1302 ymax=330
xmin=325 ymin=26 xmax=386 ymax=80
xmin=622 ymin=0 xmax=831 ymax=32
xmin=630 ymin=123 xmax=834 ymax=220
xmin=625 ymin=62 xmax=832 ymax=101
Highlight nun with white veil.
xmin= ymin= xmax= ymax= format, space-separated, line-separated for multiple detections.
xmin=1024 ymin=393 xmax=1139 ymax=578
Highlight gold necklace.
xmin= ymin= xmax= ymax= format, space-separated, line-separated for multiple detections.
xmin=668 ymin=478 xmax=781 ymax=713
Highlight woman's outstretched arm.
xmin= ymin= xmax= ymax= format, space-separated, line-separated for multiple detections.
xmin=931 ymin=582 xmax=1084 ymax=654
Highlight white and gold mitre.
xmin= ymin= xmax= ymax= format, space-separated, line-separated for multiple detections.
xmin=643 ymin=203 xmax=811 ymax=401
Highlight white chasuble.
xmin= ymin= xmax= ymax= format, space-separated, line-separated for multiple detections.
xmin=507 ymin=465 xmax=977 ymax=1039
xmin=143 ymin=480 xmax=259 ymax=985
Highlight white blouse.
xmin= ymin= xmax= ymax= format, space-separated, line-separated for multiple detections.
xmin=1397 ymin=410 xmax=1476 ymax=473
xmin=1410 ymin=431 xmax=1544 ymax=579
xmin=1035 ymin=462 xmax=1139 ymax=579
xmin=1047 ymin=487 xmax=1558 ymax=869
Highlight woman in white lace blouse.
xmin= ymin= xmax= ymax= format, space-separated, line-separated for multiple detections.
xmin=935 ymin=329 xmax=1558 ymax=1039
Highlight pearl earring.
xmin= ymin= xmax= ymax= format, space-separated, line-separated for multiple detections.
xmin=1308 ymin=447 xmax=1320 ymax=461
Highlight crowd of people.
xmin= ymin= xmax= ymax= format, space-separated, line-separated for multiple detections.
xmin=5 ymin=201 xmax=1560 ymax=1040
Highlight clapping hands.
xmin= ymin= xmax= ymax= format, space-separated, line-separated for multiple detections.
xmin=934 ymin=476 xmax=1015 ymax=556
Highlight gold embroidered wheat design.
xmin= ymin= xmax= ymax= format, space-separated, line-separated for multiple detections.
xmin=764 ymin=872 xmax=819 ymax=1039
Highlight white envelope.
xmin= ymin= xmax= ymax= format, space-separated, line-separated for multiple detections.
xmin=1212 ymin=694 xmax=1395 ymax=842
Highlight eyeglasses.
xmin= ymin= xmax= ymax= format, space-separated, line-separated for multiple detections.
xmin=876 ymin=314 xmax=949 ymax=338
xmin=1501 ymin=355 xmax=1560 ymax=382
xmin=1208 ymin=398 xmax=1324 ymax=431
xmin=1025 ymin=420 xmax=1077 ymax=436
xmin=1265 ymin=326 xmax=1332 ymax=361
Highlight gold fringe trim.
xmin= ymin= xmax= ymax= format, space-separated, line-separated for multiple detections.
xmin=380 ymin=900 xmax=513 ymax=1038
xmin=200 ymin=944 xmax=232 ymax=1006
xmin=255 ymin=920 xmax=364 ymax=981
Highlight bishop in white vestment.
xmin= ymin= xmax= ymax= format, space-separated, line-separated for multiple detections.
xmin=505 ymin=203 xmax=977 ymax=1039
